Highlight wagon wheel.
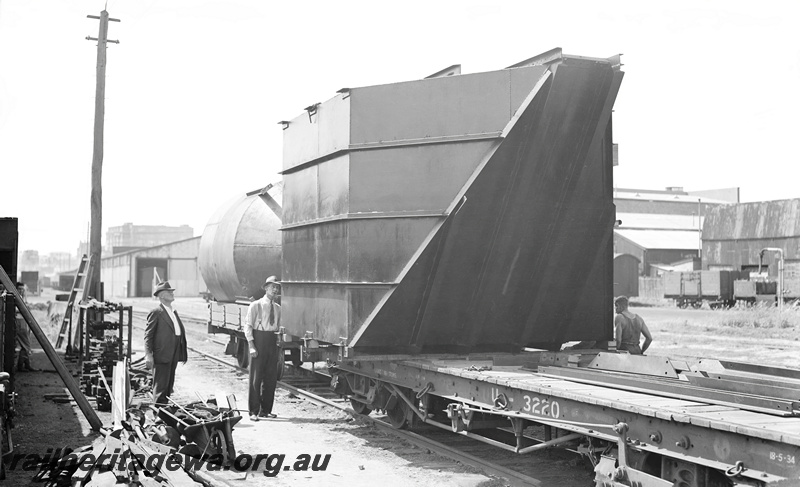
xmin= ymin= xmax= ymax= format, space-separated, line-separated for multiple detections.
xmin=209 ymin=429 xmax=230 ymax=465
xmin=691 ymin=300 xmax=703 ymax=309
xmin=277 ymin=348 xmax=285 ymax=381
xmin=236 ymin=340 xmax=250 ymax=369
xmin=386 ymin=398 xmax=408 ymax=429
xmin=350 ymin=398 xmax=372 ymax=416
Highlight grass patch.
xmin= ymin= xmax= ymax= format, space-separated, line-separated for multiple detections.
xmin=712 ymin=306 xmax=800 ymax=331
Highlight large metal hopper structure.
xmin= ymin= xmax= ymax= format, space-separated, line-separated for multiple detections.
xmin=199 ymin=183 xmax=283 ymax=303
xmin=280 ymin=49 xmax=623 ymax=355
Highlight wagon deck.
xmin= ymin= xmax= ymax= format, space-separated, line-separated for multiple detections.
xmin=332 ymin=351 xmax=800 ymax=484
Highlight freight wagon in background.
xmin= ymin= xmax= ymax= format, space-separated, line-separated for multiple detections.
xmin=662 ymin=269 xmax=800 ymax=308
xmin=663 ymin=270 xmax=741 ymax=309
xmin=201 ymin=50 xmax=800 ymax=485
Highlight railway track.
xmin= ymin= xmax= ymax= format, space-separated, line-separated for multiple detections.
xmin=127 ymin=306 xmax=593 ymax=486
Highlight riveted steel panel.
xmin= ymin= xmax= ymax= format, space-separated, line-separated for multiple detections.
xmin=319 ymin=155 xmax=349 ymax=219
xmin=282 ymin=226 xmax=316 ymax=282
xmin=283 ymin=94 xmax=350 ymax=171
xmin=317 ymin=221 xmax=348 ymax=282
xmin=508 ymin=66 xmax=547 ymax=113
xmin=282 ymin=167 xmax=319 ymax=226
xmin=284 ymin=284 xmax=348 ymax=340
xmin=350 ymin=70 xmax=512 ymax=146
xmin=348 ymin=142 xmax=493 ymax=214
xmin=347 ymin=217 xmax=440 ymax=283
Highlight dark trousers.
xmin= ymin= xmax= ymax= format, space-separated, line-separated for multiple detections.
xmin=152 ymin=342 xmax=181 ymax=406
xmin=248 ymin=329 xmax=278 ymax=415
xmin=15 ymin=317 xmax=32 ymax=368
xmin=619 ymin=343 xmax=642 ymax=355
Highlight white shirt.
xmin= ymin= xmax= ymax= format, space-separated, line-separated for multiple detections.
xmin=162 ymin=304 xmax=182 ymax=336
xmin=244 ymin=296 xmax=280 ymax=342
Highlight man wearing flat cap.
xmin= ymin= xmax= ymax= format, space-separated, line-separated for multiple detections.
xmin=145 ymin=281 xmax=188 ymax=406
xmin=244 ymin=275 xmax=281 ymax=421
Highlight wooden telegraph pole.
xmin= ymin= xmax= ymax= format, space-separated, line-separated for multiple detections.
xmin=86 ymin=11 xmax=119 ymax=296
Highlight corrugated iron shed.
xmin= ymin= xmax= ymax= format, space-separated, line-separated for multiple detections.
xmin=703 ymin=199 xmax=800 ymax=240
xmin=702 ymin=199 xmax=800 ymax=271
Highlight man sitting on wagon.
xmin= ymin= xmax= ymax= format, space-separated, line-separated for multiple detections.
xmin=614 ymin=296 xmax=653 ymax=355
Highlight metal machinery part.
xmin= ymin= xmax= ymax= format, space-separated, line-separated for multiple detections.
xmin=279 ymin=48 xmax=621 ymax=357
xmin=209 ymin=429 xmax=229 ymax=465
xmin=331 ymin=352 xmax=800 ymax=486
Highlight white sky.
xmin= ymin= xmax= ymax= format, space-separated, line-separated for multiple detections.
xmin=1 ymin=0 xmax=798 ymax=255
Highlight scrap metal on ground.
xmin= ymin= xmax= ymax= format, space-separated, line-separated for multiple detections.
xmin=32 ymin=395 xmax=240 ymax=486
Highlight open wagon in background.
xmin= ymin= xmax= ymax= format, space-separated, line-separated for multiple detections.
xmin=663 ymin=270 xmax=742 ymax=309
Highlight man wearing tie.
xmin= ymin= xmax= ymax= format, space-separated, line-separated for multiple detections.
xmin=145 ymin=281 xmax=188 ymax=406
xmin=245 ymin=275 xmax=281 ymax=421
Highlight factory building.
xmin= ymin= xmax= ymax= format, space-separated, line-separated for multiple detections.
xmin=611 ymin=187 xmax=737 ymax=296
xmin=99 ymin=236 xmax=208 ymax=298
xmin=105 ymin=223 xmax=194 ymax=255
xmin=702 ymin=198 xmax=800 ymax=296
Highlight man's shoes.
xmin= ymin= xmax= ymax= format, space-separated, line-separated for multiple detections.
xmin=258 ymin=413 xmax=277 ymax=419
xmin=249 ymin=414 xmax=259 ymax=422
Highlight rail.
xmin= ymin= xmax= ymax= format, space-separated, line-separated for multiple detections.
xmin=185 ymin=344 xmax=544 ymax=487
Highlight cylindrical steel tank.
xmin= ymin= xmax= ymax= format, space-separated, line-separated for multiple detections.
xmin=199 ymin=183 xmax=282 ymax=302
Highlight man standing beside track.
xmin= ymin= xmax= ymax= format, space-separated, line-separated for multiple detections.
xmin=614 ymin=296 xmax=653 ymax=355
xmin=145 ymin=281 xmax=188 ymax=406
xmin=244 ymin=276 xmax=281 ymax=421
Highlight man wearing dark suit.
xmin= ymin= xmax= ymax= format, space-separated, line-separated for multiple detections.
xmin=145 ymin=281 xmax=188 ymax=406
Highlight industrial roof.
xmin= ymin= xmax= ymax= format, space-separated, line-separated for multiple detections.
xmin=614 ymin=229 xmax=700 ymax=250
xmin=616 ymin=212 xmax=703 ymax=231
xmin=613 ymin=189 xmax=729 ymax=204
xmin=704 ymin=199 xmax=800 ymax=240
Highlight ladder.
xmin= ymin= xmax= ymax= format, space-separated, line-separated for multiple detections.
xmin=55 ymin=254 xmax=92 ymax=350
